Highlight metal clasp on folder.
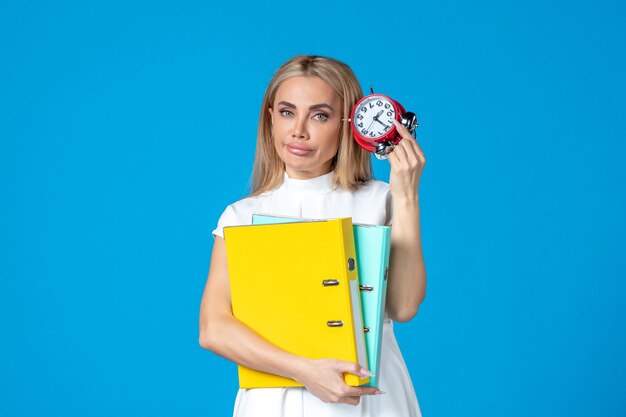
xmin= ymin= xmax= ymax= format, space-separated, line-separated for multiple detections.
xmin=364 ymin=326 xmax=370 ymax=333
xmin=347 ymin=257 xmax=355 ymax=271
xmin=327 ymin=320 xmax=344 ymax=327
xmin=359 ymin=285 xmax=373 ymax=292
xmin=322 ymin=279 xmax=339 ymax=287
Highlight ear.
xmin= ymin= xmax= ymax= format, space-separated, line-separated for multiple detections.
xmin=268 ymin=107 xmax=273 ymax=125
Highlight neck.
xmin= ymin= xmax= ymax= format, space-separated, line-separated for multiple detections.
xmin=284 ymin=166 xmax=332 ymax=180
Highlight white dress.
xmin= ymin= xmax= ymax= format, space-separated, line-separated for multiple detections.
xmin=212 ymin=171 xmax=422 ymax=417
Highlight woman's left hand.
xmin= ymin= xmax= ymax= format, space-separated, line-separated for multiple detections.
xmin=387 ymin=119 xmax=426 ymax=202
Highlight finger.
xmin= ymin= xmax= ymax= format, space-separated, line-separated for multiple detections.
xmin=397 ymin=139 xmax=421 ymax=166
xmin=404 ymin=136 xmax=426 ymax=163
xmin=343 ymin=386 xmax=381 ymax=397
xmin=391 ymin=140 xmax=410 ymax=164
xmin=392 ymin=119 xmax=426 ymax=160
xmin=401 ymin=129 xmax=426 ymax=163
xmin=336 ymin=361 xmax=370 ymax=378
xmin=396 ymin=137 xmax=417 ymax=157
xmin=392 ymin=119 xmax=414 ymax=142
xmin=386 ymin=146 xmax=401 ymax=166
xmin=393 ymin=133 xmax=425 ymax=167
xmin=412 ymin=138 xmax=426 ymax=162
xmin=340 ymin=396 xmax=360 ymax=406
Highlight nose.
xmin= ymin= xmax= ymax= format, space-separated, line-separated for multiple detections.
xmin=290 ymin=115 xmax=309 ymax=140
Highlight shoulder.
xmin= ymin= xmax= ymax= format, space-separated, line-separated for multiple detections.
xmin=358 ymin=178 xmax=390 ymax=192
xmin=211 ymin=191 xmax=275 ymax=238
xmin=349 ymin=179 xmax=392 ymax=226
xmin=352 ymin=178 xmax=391 ymax=199
xmin=225 ymin=194 xmax=266 ymax=217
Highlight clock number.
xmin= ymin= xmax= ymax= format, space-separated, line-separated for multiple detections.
xmin=361 ymin=106 xmax=367 ymax=113
xmin=357 ymin=114 xmax=364 ymax=120
xmin=358 ymin=122 xmax=363 ymax=127
xmin=369 ymin=132 xmax=375 ymax=137
xmin=387 ymin=111 xmax=393 ymax=117
xmin=384 ymin=103 xmax=391 ymax=109
xmin=376 ymin=100 xmax=383 ymax=106
xmin=369 ymin=102 xmax=375 ymax=109
xmin=361 ymin=129 xmax=368 ymax=134
xmin=384 ymin=126 xmax=390 ymax=132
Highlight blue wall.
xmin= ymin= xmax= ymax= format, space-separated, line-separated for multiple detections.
xmin=1 ymin=1 xmax=625 ymax=416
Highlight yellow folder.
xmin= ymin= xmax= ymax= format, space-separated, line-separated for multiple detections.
xmin=223 ymin=217 xmax=370 ymax=388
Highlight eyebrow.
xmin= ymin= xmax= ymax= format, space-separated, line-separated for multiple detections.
xmin=277 ymin=101 xmax=335 ymax=112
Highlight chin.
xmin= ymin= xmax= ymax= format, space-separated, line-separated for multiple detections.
xmin=285 ymin=164 xmax=317 ymax=175
xmin=283 ymin=160 xmax=316 ymax=174
xmin=282 ymin=155 xmax=315 ymax=169
xmin=280 ymin=150 xmax=334 ymax=176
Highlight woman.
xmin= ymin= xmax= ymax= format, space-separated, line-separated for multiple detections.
xmin=199 ymin=55 xmax=427 ymax=416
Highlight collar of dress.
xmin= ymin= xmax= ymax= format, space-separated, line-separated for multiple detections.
xmin=281 ymin=171 xmax=335 ymax=196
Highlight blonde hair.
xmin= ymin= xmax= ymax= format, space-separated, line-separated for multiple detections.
xmin=250 ymin=55 xmax=372 ymax=196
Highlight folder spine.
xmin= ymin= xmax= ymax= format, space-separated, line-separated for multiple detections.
xmin=337 ymin=218 xmax=370 ymax=386
xmin=361 ymin=227 xmax=391 ymax=387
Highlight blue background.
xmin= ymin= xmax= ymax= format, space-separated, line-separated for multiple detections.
xmin=1 ymin=0 xmax=625 ymax=416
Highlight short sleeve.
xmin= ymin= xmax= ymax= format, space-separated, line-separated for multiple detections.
xmin=211 ymin=205 xmax=237 ymax=239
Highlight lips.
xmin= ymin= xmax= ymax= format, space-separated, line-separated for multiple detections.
xmin=286 ymin=143 xmax=314 ymax=156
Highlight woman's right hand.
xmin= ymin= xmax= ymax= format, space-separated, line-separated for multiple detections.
xmin=293 ymin=358 xmax=382 ymax=406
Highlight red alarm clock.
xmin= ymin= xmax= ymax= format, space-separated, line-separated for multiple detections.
xmin=349 ymin=93 xmax=418 ymax=159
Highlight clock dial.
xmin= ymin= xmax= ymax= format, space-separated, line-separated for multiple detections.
xmin=353 ymin=96 xmax=396 ymax=139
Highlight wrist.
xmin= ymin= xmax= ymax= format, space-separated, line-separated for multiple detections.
xmin=392 ymin=192 xmax=420 ymax=208
xmin=288 ymin=356 xmax=313 ymax=383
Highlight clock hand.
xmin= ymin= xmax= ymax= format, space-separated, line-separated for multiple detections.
xmin=375 ymin=118 xmax=390 ymax=129
xmin=366 ymin=118 xmax=376 ymax=132
xmin=371 ymin=110 xmax=386 ymax=131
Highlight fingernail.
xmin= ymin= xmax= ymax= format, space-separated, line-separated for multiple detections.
xmin=360 ymin=368 xmax=373 ymax=377
xmin=375 ymin=390 xmax=386 ymax=395
xmin=392 ymin=119 xmax=400 ymax=127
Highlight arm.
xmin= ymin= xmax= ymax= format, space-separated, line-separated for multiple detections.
xmin=198 ymin=236 xmax=305 ymax=377
xmin=385 ymin=120 xmax=428 ymax=322
xmin=198 ymin=236 xmax=381 ymax=405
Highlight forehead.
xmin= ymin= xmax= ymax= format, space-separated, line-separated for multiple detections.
xmin=274 ymin=76 xmax=340 ymax=107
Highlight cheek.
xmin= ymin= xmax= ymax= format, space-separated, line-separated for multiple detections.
xmin=273 ymin=134 xmax=282 ymax=155
xmin=272 ymin=118 xmax=290 ymax=140
xmin=320 ymin=125 xmax=341 ymax=153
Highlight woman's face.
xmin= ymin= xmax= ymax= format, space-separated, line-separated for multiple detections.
xmin=269 ymin=76 xmax=342 ymax=179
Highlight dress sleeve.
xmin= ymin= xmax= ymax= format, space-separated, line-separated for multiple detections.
xmin=211 ymin=204 xmax=237 ymax=239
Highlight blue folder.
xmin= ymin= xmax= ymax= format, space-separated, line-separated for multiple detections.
xmin=251 ymin=213 xmax=391 ymax=387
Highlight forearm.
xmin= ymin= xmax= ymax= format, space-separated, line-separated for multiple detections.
xmin=200 ymin=310 xmax=379 ymax=405
xmin=201 ymin=311 xmax=309 ymax=381
xmin=386 ymin=196 xmax=427 ymax=322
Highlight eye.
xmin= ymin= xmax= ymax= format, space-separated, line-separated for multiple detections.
xmin=312 ymin=113 xmax=329 ymax=121
xmin=279 ymin=109 xmax=294 ymax=117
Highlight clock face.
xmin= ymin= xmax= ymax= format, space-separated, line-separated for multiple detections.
xmin=353 ymin=96 xmax=397 ymax=139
